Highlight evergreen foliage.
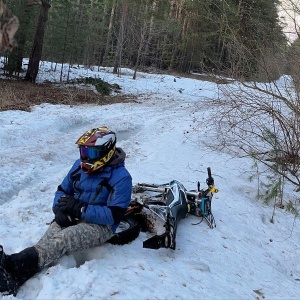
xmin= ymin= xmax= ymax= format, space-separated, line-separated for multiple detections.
xmin=70 ymin=77 xmax=111 ymax=95
xmin=2 ymin=0 xmax=289 ymax=80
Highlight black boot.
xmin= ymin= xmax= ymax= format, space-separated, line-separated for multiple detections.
xmin=0 ymin=245 xmax=6 ymax=268
xmin=0 ymin=245 xmax=19 ymax=296
xmin=0 ymin=245 xmax=39 ymax=296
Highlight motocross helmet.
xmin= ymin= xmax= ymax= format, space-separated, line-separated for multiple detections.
xmin=75 ymin=126 xmax=116 ymax=174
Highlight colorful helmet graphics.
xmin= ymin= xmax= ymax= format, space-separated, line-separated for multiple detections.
xmin=75 ymin=127 xmax=116 ymax=174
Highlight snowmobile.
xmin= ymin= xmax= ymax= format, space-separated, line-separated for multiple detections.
xmin=108 ymin=167 xmax=219 ymax=250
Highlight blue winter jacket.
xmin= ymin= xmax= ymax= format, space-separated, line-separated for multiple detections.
xmin=53 ymin=148 xmax=132 ymax=232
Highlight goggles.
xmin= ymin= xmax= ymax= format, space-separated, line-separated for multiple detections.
xmin=79 ymin=146 xmax=107 ymax=160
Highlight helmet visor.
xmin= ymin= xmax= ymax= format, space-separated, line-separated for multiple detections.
xmin=79 ymin=146 xmax=107 ymax=160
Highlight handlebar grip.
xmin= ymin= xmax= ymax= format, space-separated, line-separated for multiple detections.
xmin=206 ymin=167 xmax=214 ymax=186
xmin=207 ymin=167 xmax=212 ymax=178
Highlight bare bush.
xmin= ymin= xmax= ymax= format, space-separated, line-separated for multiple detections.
xmin=0 ymin=79 xmax=136 ymax=112
xmin=200 ymin=76 xmax=300 ymax=193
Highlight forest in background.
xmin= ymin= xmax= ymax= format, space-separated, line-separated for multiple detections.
xmin=2 ymin=0 xmax=298 ymax=83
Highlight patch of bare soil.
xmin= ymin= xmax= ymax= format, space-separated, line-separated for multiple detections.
xmin=0 ymin=79 xmax=137 ymax=112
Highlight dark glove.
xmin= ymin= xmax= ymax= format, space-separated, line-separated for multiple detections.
xmin=54 ymin=209 xmax=74 ymax=227
xmin=56 ymin=195 xmax=70 ymax=212
xmin=58 ymin=195 xmax=87 ymax=219
xmin=53 ymin=195 xmax=75 ymax=227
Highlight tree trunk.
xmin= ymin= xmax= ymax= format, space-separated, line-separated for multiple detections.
xmin=133 ymin=19 xmax=147 ymax=79
xmin=113 ymin=1 xmax=128 ymax=74
xmin=25 ymin=0 xmax=51 ymax=83
xmin=103 ymin=0 xmax=116 ymax=66
xmin=142 ymin=0 xmax=157 ymax=66
xmin=6 ymin=1 xmax=35 ymax=76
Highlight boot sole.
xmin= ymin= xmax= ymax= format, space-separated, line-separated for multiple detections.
xmin=0 ymin=266 xmax=19 ymax=296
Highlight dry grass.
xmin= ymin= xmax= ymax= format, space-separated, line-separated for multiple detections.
xmin=0 ymin=79 xmax=137 ymax=112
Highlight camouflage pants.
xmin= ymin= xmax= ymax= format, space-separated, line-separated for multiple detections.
xmin=34 ymin=222 xmax=114 ymax=268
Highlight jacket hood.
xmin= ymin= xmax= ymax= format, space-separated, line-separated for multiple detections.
xmin=107 ymin=147 xmax=126 ymax=166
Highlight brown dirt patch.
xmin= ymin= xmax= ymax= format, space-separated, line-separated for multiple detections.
xmin=0 ymin=79 xmax=137 ymax=112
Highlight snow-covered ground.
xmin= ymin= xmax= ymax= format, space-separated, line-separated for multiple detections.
xmin=0 ymin=60 xmax=300 ymax=299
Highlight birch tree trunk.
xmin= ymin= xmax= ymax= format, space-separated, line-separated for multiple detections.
xmin=113 ymin=0 xmax=128 ymax=74
xmin=103 ymin=0 xmax=116 ymax=66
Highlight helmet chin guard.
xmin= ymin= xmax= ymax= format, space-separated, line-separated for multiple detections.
xmin=80 ymin=146 xmax=116 ymax=174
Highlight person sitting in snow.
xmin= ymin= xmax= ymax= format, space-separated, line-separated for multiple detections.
xmin=0 ymin=126 xmax=132 ymax=296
